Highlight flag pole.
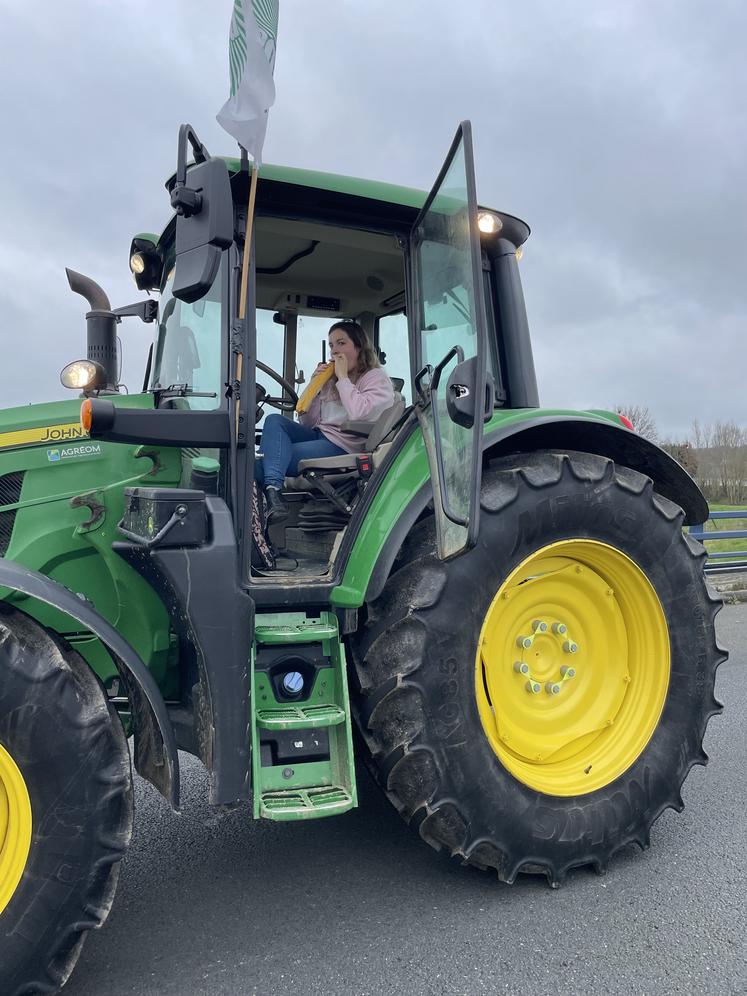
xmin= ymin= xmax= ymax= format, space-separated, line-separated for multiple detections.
xmin=235 ymin=145 xmax=259 ymax=436
xmin=235 ymin=145 xmax=259 ymax=437
xmin=239 ymin=152 xmax=260 ymax=321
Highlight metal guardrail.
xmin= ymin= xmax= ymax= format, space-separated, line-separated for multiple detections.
xmin=689 ymin=510 xmax=747 ymax=574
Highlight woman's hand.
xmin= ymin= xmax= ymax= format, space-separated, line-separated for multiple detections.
xmin=313 ymin=361 xmax=331 ymax=377
xmin=333 ymin=354 xmax=349 ymax=381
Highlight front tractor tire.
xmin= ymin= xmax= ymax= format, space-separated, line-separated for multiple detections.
xmin=0 ymin=607 xmax=133 ymax=995
xmin=350 ymin=451 xmax=725 ymax=885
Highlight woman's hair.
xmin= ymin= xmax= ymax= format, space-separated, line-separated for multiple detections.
xmin=328 ymin=320 xmax=380 ymax=374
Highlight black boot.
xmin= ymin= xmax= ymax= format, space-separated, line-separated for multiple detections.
xmin=265 ymin=485 xmax=289 ymax=524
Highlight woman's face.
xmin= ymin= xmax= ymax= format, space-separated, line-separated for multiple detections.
xmin=328 ymin=327 xmax=360 ymax=371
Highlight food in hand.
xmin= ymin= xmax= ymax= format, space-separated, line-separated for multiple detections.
xmin=295 ymin=362 xmax=335 ymax=413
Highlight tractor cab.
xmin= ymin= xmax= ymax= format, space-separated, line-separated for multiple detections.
xmin=140 ymin=125 xmax=535 ymax=582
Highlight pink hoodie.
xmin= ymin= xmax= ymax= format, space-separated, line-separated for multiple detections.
xmin=298 ymin=367 xmax=395 ymax=453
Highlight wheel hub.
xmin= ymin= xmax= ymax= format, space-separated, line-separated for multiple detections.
xmin=512 ymin=618 xmax=578 ymax=696
xmin=0 ymin=743 xmax=32 ymax=915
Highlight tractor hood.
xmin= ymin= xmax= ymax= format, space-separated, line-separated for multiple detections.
xmin=0 ymin=394 xmax=156 ymax=456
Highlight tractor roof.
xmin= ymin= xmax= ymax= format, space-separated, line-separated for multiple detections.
xmin=226 ymin=158 xmax=429 ymax=212
xmin=164 ymin=159 xmax=531 ymax=247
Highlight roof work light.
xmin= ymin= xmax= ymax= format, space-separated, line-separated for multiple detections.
xmin=128 ymin=235 xmax=162 ymax=291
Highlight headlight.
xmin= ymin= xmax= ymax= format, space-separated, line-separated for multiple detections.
xmin=477 ymin=211 xmax=503 ymax=236
xmin=128 ymin=236 xmax=162 ymax=291
xmin=60 ymin=359 xmax=106 ymax=392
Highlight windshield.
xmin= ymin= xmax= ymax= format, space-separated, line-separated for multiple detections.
xmin=150 ymin=249 xmax=225 ymax=410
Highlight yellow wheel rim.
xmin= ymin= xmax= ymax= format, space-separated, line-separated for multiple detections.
xmin=0 ymin=743 xmax=32 ymax=915
xmin=475 ymin=540 xmax=670 ymax=796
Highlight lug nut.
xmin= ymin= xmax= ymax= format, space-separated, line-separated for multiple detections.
xmin=545 ymin=682 xmax=561 ymax=695
xmin=514 ymin=661 xmax=529 ymax=674
xmin=552 ymin=622 xmax=567 ymax=635
xmin=563 ymin=641 xmax=578 ymax=654
xmin=525 ymin=681 xmax=541 ymax=694
xmin=516 ymin=635 xmax=533 ymax=649
xmin=560 ymin=666 xmax=576 ymax=678
xmin=532 ymin=620 xmax=548 ymax=633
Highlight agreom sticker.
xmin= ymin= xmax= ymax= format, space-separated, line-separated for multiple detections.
xmin=46 ymin=443 xmax=102 ymax=463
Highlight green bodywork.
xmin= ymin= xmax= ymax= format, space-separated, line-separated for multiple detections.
xmin=0 ymin=389 xmax=621 ymax=696
xmin=332 ymin=406 xmax=625 ymax=608
xmin=0 ymin=394 xmax=182 ymax=696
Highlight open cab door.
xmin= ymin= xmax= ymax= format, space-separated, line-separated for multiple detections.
xmin=410 ymin=121 xmax=490 ymax=559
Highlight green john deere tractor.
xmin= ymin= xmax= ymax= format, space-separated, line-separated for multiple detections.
xmin=0 ymin=121 xmax=725 ymax=993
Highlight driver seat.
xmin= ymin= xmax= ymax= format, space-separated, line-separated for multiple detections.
xmin=283 ymin=393 xmax=406 ymax=515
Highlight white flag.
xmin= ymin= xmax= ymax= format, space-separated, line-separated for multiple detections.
xmin=216 ymin=0 xmax=279 ymax=166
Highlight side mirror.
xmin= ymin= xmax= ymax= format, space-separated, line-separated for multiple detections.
xmin=170 ymin=125 xmax=234 ymax=304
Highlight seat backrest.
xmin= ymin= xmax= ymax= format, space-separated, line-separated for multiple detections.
xmin=365 ymin=393 xmax=405 ymax=451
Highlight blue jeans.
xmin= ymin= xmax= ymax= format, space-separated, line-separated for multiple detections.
xmin=256 ymin=414 xmax=346 ymax=489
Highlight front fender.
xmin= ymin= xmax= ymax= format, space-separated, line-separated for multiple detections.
xmin=483 ymin=415 xmax=708 ymax=526
xmin=0 ymin=559 xmax=179 ymax=808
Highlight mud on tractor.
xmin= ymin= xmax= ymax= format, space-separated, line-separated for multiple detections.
xmin=0 ymin=122 xmax=724 ymax=993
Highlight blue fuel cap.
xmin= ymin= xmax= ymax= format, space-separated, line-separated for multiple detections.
xmin=282 ymin=671 xmax=304 ymax=695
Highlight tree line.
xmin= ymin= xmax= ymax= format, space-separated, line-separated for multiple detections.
xmin=615 ymin=404 xmax=747 ymax=505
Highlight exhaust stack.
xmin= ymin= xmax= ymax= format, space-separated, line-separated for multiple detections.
xmin=65 ymin=268 xmax=119 ymax=393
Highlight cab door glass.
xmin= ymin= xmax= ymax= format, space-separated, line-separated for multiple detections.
xmin=377 ymin=312 xmax=410 ymax=402
xmin=296 ymin=314 xmax=335 ymax=386
xmin=255 ymin=308 xmax=285 ymax=429
xmin=410 ymin=122 xmax=488 ymax=558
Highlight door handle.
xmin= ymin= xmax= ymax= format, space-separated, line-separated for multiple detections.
xmin=446 ymin=355 xmax=479 ymax=428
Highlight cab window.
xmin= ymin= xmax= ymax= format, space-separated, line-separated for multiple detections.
xmin=151 ymin=255 xmax=225 ymax=410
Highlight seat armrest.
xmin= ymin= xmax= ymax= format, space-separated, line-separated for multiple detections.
xmin=341 ymin=419 xmax=376 ymax=437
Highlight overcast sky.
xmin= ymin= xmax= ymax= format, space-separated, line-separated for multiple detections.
xmin=1 ymin=0 xmax=744 ymax=439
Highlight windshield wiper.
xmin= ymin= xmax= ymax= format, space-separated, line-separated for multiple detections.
xmin=153 ymin=384 xmax=218 ymax=399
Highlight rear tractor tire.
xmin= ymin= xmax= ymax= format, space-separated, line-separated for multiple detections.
xmin=0 ymin=606 xmax=133 ymax=994
xmin=350 ymin=450 xmax=725 ymax=885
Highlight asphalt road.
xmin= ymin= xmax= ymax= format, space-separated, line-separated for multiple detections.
xmin=65 ymin=603 xmax=747 ymax=996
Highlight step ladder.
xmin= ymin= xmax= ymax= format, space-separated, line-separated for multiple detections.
xmin=251 ymin=611 xmax=357 ymax=821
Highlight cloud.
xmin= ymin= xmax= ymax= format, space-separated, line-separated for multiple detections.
xmin=0 ymin=0 xmax=744 ymax=437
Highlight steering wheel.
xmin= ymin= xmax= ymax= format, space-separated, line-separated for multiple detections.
xmin=255 ymin=359 xmax=299 ymax=416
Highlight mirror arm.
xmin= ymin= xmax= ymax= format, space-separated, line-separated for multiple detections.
xmin=172 ymin=124 xmax=211 ymax=217
xmin=112 ymin=300 xmax=158 ymax=324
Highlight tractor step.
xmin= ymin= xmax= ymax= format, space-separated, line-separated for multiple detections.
xmin=255 ymin=618 xmax=338 ymax=644
xmin=259 ymin=785 xmax=354 ymax=821
xmin=251 ymin=611 xmax=357 ymax=822
xmin=256 ymin=703 xmax=346 ymax=729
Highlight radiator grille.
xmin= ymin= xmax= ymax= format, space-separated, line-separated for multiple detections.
xmin=0 ymin=510 xmax=17 ymax=556
xmin=0 ymin=472 xmax=24 ymax=556
xmin=0 ymin=471 xmax=24 ymax=507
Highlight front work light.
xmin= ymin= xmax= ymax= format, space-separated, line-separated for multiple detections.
xmin=128 ymin=235 xmax=162 ymax=291
xmin=477 ymin=211 xmax=503 ymax=236
xmin=60 ymin=359 xmax=106 ymax=393
xmin=129 ymin=253 xmax=147 ymax=275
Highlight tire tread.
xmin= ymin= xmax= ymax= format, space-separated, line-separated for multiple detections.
xmin=349 ymin=451 xmax=724 ymax=884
